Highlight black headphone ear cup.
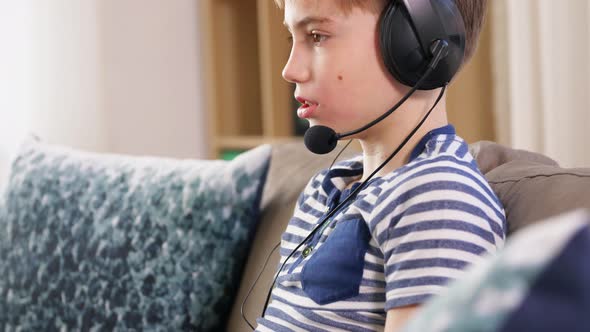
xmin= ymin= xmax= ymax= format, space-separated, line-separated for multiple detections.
xmin=379 ymin=0 xmax=466 ymax=90
xmin=379 ymin=2 xmax=424 ymax=88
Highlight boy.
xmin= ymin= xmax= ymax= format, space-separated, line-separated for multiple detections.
xmin=256 ymin=0 xmax=505 ymax=331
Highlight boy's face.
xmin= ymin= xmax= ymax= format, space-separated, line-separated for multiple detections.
xmin=283 ymin=0 xmax=403 ymax=136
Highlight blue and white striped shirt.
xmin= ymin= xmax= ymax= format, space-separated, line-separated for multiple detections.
xmin=256 ymin=125 xmax=506 ymax=331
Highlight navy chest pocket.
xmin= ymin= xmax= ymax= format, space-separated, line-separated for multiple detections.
xmin=301 ymin=218 xmax=371 ymax=305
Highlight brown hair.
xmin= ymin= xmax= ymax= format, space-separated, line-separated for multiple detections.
xmin=274 ymin=0 xmax=488 ymax=63
xmin=274 ymin=0 xmax=385 ymax=15
xmin=454 ymin=0 xmax=488 ymax=63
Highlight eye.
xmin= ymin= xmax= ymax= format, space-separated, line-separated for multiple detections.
xmin=310 ymin=32 xmax=327 ymax=45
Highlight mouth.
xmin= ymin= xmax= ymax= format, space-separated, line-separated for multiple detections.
xmin=295 ymin=96 xmax=319 ymax=119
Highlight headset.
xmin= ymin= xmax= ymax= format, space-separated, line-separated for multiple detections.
xmin=242 ymin=0 xmax=466 ymax=329
xmin=305 ymin=0 xmax=466 ymax=155
xmin=381 ymin=0 xmax=465 ymax=90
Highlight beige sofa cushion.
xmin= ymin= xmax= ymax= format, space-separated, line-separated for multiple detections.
xmin=470 ymin=141 xmax=590 ymax=234
xmin=469 ymin=140 xmax=558 ymax=174
xmin=488 ymin=161 xmax=590 ymax=233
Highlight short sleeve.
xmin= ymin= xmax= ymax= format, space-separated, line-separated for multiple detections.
xmin=368 ymin=167 xmax=506 ymax=310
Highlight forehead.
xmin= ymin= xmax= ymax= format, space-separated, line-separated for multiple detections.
xmin=282 ymin=0 xmax=381 ymax=14
xmin=284 ymin=0 xmax=337 ymax=11
xmin=283 ymin=0 xmax=349 ymax=29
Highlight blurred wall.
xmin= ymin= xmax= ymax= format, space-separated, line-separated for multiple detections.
xmin=492 ymin=0 xmax=590 ymax=167
xmin=0 ymin=0 xmax=208 ymax=192
xmin=0 ymin=1 xmax=35 ymax=192
xmin=27 ymin=1 xmax=109 ymax=152
xmin=100 ymin=0 xmax=207 ymax=159
xmin=447 ymin=11 xmax=495 ymax=144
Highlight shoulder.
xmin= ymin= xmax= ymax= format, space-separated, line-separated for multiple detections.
xmin=377 ymin=146 xmax=487 ymax=199
xmin=371 ymin=155 xmax=498 ymax=216
xmin=368 ymin=137 xmax=506 ymax=242
xmin=380 ymin=134 xmax=495 ymax=202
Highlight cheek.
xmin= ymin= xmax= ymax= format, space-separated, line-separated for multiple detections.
xmin=321 ymin=83 xmax=368 ymax=121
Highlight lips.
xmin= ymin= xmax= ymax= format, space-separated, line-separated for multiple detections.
xmin=296 ymin=96 xmax=318 ymax=119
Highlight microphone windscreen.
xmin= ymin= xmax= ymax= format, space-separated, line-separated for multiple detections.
xmin=304 ymin=125 xmax=338 ymax=155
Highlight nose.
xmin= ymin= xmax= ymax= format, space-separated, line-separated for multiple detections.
xmin=282 ymin=44 xmax=310 ymax=84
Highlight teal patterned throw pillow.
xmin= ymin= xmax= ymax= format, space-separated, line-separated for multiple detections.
xmin=0 ymin=138 xmax=271 ymax=331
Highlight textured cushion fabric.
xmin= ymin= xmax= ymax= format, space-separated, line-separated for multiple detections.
xmin=401 ymin=209 xmax=590 ymax=332
xmin=0 ymin=137 xmax=271 ymax=331
xmin=470 ymin=141 xmax=590 ymax=234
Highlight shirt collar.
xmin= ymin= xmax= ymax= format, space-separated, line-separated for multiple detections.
xmin=323 ymin=124 xmax=456 ymax=192
xmin=409 ymin=124 xmax=456 ymax=161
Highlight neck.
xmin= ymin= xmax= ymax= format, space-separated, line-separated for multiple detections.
xmin=357 ymin=92 xmax=448 ymax=182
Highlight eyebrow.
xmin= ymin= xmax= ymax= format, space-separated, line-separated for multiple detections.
xmin=283 ymin=16 xmax=334 ymax=31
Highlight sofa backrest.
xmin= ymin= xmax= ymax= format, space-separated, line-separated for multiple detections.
xmin=470 ymin=141 xmax=590 ymax=233
xmin=227 ymin=140 xmax=590 ymax=331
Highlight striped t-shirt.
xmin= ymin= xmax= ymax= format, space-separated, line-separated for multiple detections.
xmin=256 ymin=125 xmax=506 ymax=331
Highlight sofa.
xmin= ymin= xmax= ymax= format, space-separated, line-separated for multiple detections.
xmin=1 ymin=138 xmax=590 ymax=331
